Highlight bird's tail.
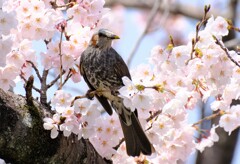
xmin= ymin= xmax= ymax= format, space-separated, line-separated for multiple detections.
xmin=119 ymin=109 xmax=153 ymax=157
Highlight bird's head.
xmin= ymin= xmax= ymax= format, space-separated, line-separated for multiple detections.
xmin=89 ymin=29 xmax=120 ymax=49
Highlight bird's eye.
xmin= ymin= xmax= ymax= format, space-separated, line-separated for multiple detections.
xmin=98 ymin=33 xmax=106 ymax=37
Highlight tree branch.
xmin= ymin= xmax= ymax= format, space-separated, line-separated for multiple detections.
xmin=25 ymin=75 xmax=34 ymax=106
xmin=192 ymin=111 xmax=222 ymax=127
xmin=126 ymin=0 xmax=161 ymax=66
xmin=47 ymin=70 xmax=66 ymax=89
xmin=20 ymin=74 xmax=41 ymax=93
xmin=105 ymin=0 xmax=229 ymax=20
xmin=40 ymin=70 xmax=49 ymax=107
xmin=214 ymin=36 xmax=240 ymax=68
xmin=59 ymin=28 xmax=64 ymax=89
xmin=57 ymin=69 xmax=72 ymax=90
xmin=0 ymin=89 xmax=111 ymax=164
xmin=26 ymin=60 xmax=42 ymax=82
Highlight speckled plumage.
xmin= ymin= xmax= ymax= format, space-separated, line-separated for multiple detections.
xmin=80 ymin=29 xmax=152 ymax=156
xmin=81 ymin=47 xmax=129 ymax=90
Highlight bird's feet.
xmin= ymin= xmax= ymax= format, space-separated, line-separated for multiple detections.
xmin=86 ymin=89 xmax=95 ymax=100
xmin=70 ymin=90 xmax=95 ymax=107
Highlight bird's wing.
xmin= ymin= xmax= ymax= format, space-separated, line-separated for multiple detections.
xmin=80 ymin=53 xmax=113 ymax=115
xmin=111 ymin=48 xmax=131 ymax=81
xmin=111 ymin=49 xmax=138 ymax=117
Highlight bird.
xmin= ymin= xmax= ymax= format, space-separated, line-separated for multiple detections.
xmin=80 ymin=29 xmax=153 ymax=156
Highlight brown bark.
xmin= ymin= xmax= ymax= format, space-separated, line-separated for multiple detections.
xmin=105 ymin=0 xmax=229 ymax=20
xmin=0 ymin=89 xmax=111 ymax=164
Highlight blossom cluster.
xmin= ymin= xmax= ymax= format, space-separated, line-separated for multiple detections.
xmin=0 ymin=0 xmax=240 ymax=163
xmin=0 ymin=0 xmax=116 ymax=90
xmin=113 ymin=16 xmax=239 ymax=163
xmin=44 ymin=90 xmax=101 ymax=139
xmin=43 ymin=89 xmax=124 ymax=159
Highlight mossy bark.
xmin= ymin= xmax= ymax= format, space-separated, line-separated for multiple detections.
xmin=0 ymin=89 xmax=111 ymax=164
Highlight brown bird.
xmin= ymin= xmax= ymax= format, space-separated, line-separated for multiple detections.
xmin=80 ymin=29 xmax=152 ymax=156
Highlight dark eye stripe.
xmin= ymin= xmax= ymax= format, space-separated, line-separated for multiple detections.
xmin=98 ymin=33 xmax=106 ymax=37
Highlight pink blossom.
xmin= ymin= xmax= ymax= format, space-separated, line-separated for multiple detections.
xmin=43 ymin=114 xmax=61 ymax=139
xmin=0 ymin=10 xmax=17 ymax=35
xmin=219 ymin=113 xmax=238 ymax=135
xmin=74 ymin=99 xmax=91 ymax=114
xmin=130 ymin=64 xmax=154 ymax=82
xmin=195 ymin=125 xmax=219 ymax=152
xmin=119 ymin=76 xmax=138 ymax=98
xmin=90 ymin=137 xmax=116 ymax=159
xmin=0 ymin=65 xmax=18 ymax=91
xmin=0 ymin=35 xmax=13 ymax=66
xmin=51 ymin=90 xmax=72 ymax=108
xmin=152 ymin=114 xmax=174 ymax=137
xmin=149 ymin=45 xmax=168 ymax=72
xmin=71 ymin=69 xmax=81 ymax=83
xmin=6 ymin=51 xmax=25 ymax=67
xmin=171 ymin=45 xmax=191 ymax=67
xmin=206 ymin=16 xmax=229 ymax=37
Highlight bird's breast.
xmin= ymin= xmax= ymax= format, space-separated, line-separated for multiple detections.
xmin=81 ymin=48 xmax=121 ymax=90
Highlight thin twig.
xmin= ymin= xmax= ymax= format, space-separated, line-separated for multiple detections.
xmin=50 ymin=1 xmax=75 ymax=9
xmin=186 ymin=5 xmax=210 ymax=65
xmin=70 ymin=95 xmax=90 ymax=107
xmin=47 ymin=70 xmax=66 ymax=89
xmin=70 ymin=89 xmax=111 ymax=107
xmin=59 ymin=26 xmax=65 ymax=89
xmin=192 ymin=111 xmax=222 ymax=127
xmin=57 ymin=69 xmax=72 ymax=90
xmin=146 ymin=110 xmax=162 ymax=122
xmin=26 ymin=60 xmax=42 ymax=82
xmin=126 ymin=0 xmax=161 ymax=66
xmin=20 ymin=74 xmax=41 ymax=93
xmin=214 ymin=36 xmax=240 ymax=68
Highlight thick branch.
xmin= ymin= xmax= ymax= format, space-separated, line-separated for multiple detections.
xmin=40 ymin=70 xmax=49 ymax=107
xmin=105 ymin=0 xmax=229 ymax=20
xmin=20 ymin=74 xmax=41 ymax=93
xmin=25 ymin=75 xmax=34 ymax=106
xmin=0 ymin=89 xmax=110 ymax=163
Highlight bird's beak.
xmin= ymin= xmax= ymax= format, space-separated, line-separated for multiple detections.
xmin=110 ymin=34 xmax=120 ymax=40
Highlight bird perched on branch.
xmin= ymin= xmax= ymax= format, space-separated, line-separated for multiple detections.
xmin=80 ymin=29 xmax=153 ymax=156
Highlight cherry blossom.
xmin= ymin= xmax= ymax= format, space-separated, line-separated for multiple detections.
xmin=51 ymin=90 xmax=72 ymax=108
xmin=206 ymin=16 xmax=229 ymax=37
xmin=195 ymin=125 xmax=219 ymax=152
xmin=43 ymin=114 xmax=61 ymax=139
xmin=0 ymin=35 xmax=13 ymax=66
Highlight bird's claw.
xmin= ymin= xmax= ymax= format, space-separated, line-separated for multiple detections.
xmin=86 ymin=89 xmax=95 ymax=100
